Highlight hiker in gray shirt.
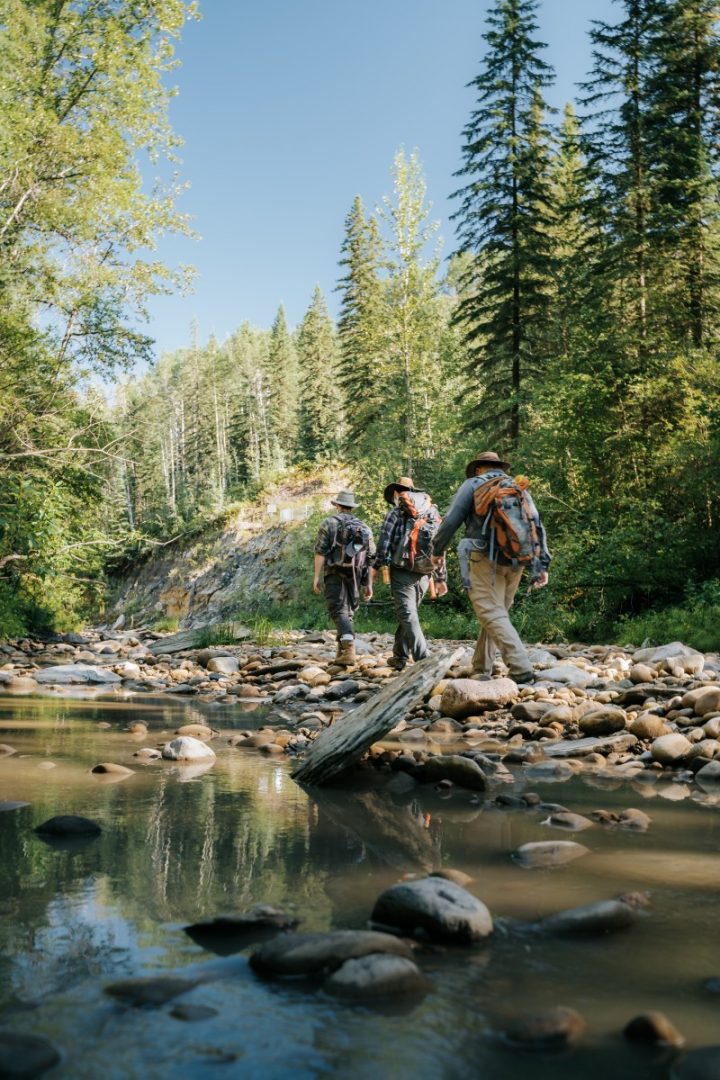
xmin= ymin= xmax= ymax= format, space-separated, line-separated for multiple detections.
xmin=432 ymin=451 xmax=550 ymax=684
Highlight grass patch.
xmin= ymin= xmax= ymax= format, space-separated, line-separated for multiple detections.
xmin=154 ymin=615 xmax=180 ymax=633
xmin=613 ymin=579 xmax=720 ymax=652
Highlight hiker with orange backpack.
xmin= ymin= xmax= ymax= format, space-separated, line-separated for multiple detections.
xmin=369 ymin=476 xmax=447 ymax=672
xmin=431 ymin=452 xmax=550 ymax=685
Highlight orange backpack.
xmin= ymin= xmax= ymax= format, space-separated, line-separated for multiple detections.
xmin=392 ymin=491 xmax=441 ymax=575
xmin=472 ymin=474 xmax=541 ymax=567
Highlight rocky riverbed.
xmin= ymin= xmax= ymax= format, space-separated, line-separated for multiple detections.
xmin=1 ymin=629 xmax=720 ymax=1077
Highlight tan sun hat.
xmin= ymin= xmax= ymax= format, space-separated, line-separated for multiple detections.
xmin=383 ymin=476 xmax=416 ymax=504
xmin=332 ymin=490 xmax=359 ymax=508
xmin=465 ymin=451 xmax=510 ymax=478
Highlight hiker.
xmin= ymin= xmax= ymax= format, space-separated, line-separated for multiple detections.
xmin=432 ymin=451 xmax=550 ymax=684
xmin=369 ymin=476 xmax=447 ymax=672
xmin=313 ymin=490 xmax=375 ymax=666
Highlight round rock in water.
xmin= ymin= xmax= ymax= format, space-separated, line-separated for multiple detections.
xmin=104 ymin=975 xmax=199 ymax=1007
xmin=0 ymin=1032 xmax=61 ymax=1078
xmin=413 ymin=754 xmax=487 ymax=792
xmin=623 ymin=1011 xmax=685 ymax=1047
xmin=537 ymin=899 xmax=637 ymax=935
xmin=372 ymin=876 xmax=492 ymax=943
xmin=170 ymin=1003 xmax=219 ymax=1021
xmin=91 ymin=762 xmax=134 ymax=776
xmin=541 ymin=812 xmax=594 ymax=832
xmin=162 ymin=736 xmax=216 ymax=762
xmin=670 ymin=1046 xmax=720 ymax=1080
xmin=250 ymin=930 xmax=413 ymax=977
xmin=513 ymin=841 xmax=589 ymax=869
xmin=35 ymin=815 xmax=101 ymax=837
xmin=651 ymin=734 xmax=694 ymax=766
xmin=502 ymin=1006 xmax=586 ymax=1050
xmin=324 ymin=954 xmax=431 ymax=1000
xmin=175 ymin=724 xmax=215 ymax=740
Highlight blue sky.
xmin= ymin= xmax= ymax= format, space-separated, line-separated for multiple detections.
xmin=145 ymin=0 xmax=616 ymax=359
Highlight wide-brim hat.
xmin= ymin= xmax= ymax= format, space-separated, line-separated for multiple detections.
xmin=465 ymin=451 xmax=510 ymax=478
xmin=383 ymin=476 xmax=416 ymax=504
xmin=332 ymin=490 xmax=358 ymax=508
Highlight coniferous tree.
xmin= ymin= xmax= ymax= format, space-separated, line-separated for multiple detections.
xmin=336 ymin=196 xmax=385 ymax=456
xmin=452 ymin=0 xmax=556 ymax=445
xmin=265 ymin=305 xmax=299 ymax=466
xmin=297 ymin=287 xmax=343 ymax=461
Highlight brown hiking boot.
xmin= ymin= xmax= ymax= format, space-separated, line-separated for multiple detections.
xmin=336 ymin=640 xmax=356 ymax=667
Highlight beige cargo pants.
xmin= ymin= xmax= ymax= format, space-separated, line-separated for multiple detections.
xmin=467 ymin=552 xmax=531 ymax=676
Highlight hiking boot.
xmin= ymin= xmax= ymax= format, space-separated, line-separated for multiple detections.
xmin=336 ymin=640 xmax=356 ymax=667
xmin=513 ymin=670 xmax=535 ymax=686
xmin=387 ymin=656 xmax=407 ymax=672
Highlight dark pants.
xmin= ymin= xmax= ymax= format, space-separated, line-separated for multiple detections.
xmin=324 ymin=569 xmax=359 ymax=639
xmin=390 ymin=566 xmax=429 ymax=662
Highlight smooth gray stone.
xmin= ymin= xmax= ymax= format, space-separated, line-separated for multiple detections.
xmin=372 ymin=876 xmax=492 ymax=942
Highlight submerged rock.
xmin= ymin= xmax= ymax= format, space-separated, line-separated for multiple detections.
xmin=324 ymin=954 xmax=431 ymax=1000
xmin=250 ymin=931 xmax=412 ymax=977
xmin=623 ymin=1011 xmax=685 ymax=1047
xmin=412 ymin=754 xmax=487 ymax=792
xmin=105 ymin=975 xmax=199 ymax=1007
xmin=537 ymin=899 xmax=638 ymax=935
xmin=0 ymin=1032 xmax=61 ymax=1078
xmin=540 ymin=812 xmax=594 ymax=832
xmin=513 ymin=841 xmax=589 ymax=869
xmin=501 ymin=1006 xmax=586 ymax=1050
xmin=35 ymin=815 xmax=101 ymax=836
xmin=185 ymin=905 xmax=299 ymax=955
xmin=372 ymin=876 xmax=492 ymax=942
xmin=91 ymin=762 xmax=134 ymax=776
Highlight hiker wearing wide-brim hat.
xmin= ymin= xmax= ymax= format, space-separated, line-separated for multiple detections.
xmin=370 ymin=476 xmax=448 ymax=672
xmin=313 ymin=491 xmax=375 ymax=667
xmin=383 ymin=476 xmax=416 ymax=505
xmin=432 ymin=453 xmax=552 ymax=685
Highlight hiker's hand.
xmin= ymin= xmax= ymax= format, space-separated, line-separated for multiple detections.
xmin=363 ymin=585 xmax=373 ymax=601
xmin=435 ymin=582 xmax=448 ymax=597
xmin=312 ymin=577 xmax=321 ymax=594
xmin=532 ymin=572 xmax=549 ymax=590
xmin=432 ymin=556 xmax=444 ymax=567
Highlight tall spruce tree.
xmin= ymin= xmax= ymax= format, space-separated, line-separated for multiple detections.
xmin=336 ymin=196 xmax=385 ymax=456
xmin=297 ymin=287 xmax=343 ymax=461
xmin=452 ymin=0 xmax=555 ymax=445
xmin=265 ymin=305 xmax=299 ymax=466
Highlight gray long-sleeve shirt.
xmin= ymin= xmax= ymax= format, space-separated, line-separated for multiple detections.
xmin=432 ymin=470 xmax=551 ymax=568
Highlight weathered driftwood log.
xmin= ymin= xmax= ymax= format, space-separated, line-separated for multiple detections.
xmin=310 ymin=788 xmax=439 ymax=871
xmin=148 ymin=622 xmax=251 ymax=655
xmin=291 ymin=648 xmax=464 ymax=786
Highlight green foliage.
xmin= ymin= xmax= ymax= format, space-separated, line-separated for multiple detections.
xmin=615 ymin=580 xmax=720 ymax=653
xmin=153 ymin=615 xmax=180 ymax=633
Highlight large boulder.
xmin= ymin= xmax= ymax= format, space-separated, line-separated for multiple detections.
xmin=578 ymin=706 xmax=627 ymax=736
xmin=249 ymin=930 xmax=412 ymax=976
xmin=34 ymin=663 xmax=121 ymax=684
xmin=440 ymin=677 xmax=518 ymax=719
xmin=162 ymin=737 xmax=216 ymax=762
xmin=372 ymin=876 xmax=493 ymax=942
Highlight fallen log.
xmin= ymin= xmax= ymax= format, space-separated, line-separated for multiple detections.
xmin=147 ymin=622 xmax=251 ymax=655
xmin=291 ymin=647 xmax=464 ymax=786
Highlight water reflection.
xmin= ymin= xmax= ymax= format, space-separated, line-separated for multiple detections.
xmin=0 ymin=695 xmax=719 ymax=1077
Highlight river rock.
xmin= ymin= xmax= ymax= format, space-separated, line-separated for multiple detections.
xmin=440 ymin=678 xmax=518 ymax=719
xmin=34 ymin=664 xmax=121 ymax=684
xmin=624 ymin=1011 xmax=685 ymax=1046
xmin=541 ymin=812 xmax=594 ymax=832
xmin=651 ymin=733 xmax=693 ymax=765
xmin=250 ymin=931 xmax=412 ymax=977
xmin=703 ymin=717 xmax=720 ymax=739
xmin=371 ymin=876 xmax=492 ymax=942
xmin=176 ymin=724 xmax=215 ymax=740
xmin=35 ymin=815 xmax=101 ymax=836
xmin=538 ymin=899 xmax=637 ymax=935
xmin=633 ymin=642 xmax=703 ymax=667
xmin=0 ymin=1032 xmax=61 ymax=1078
xmin=133 ymin=748 xmax=161 ymax=760
xmin=695 ymin=760 xmax=720 ymax=787
xmin=513 ymin=841 xmax=589 ymax=868
xmin=617 ymin=808 xmax=652 ymax=831
xmin=524 ymin=760 xmax=575 ymax=781
xmin=4 ymin=676 xmax=39 ymax=694
xmin=170 ymin=1003 xmax=219 ymax=1021
xmin=162 ymin=737 xmax=216 ymax=762
xmin=324 ymin=679 xmax=360 ymax=701
xmin=127 ymin=721 xmax=148 ymax=734
xmin=105 ymin=974 xmax=199 ymax=1006
xmin=91 ymin=762 xmax=134 ymax=776
xmin=502 ymin=1006 xmax=586 ymax=1049
xmin=693 ymin=687 xmax=720 ymax=717
xmin=324 ymin=954 xmax=431 ymax=1000
xmin=185 ymin=905 xmax=299 ymax=954
xmin=630 ymin=713 xmax=669 ymax=739
xmin=579 ymin=706 xmax=627 ymax=736
xmin=671 ymin=1047 xmax=720 ymax=1080
xmin=412 ymin=754 xmax=487 ymax=792
xmin=206 ymin=656 xmax=239 ymax=675
xmin=511 ymin=701 xmax=554 ymax=723
xmin=0 ymin=743 xmax=17 ymax=756
xmin=534 ymin=665 xmax=594 ymax=688
xmin=298 ymin=666 xmax=331 ymax=687
xmin=630 ymin=663 xmax=658 ymax=683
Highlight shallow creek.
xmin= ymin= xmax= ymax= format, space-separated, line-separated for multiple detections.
xmin=1 ymin=693 xmax=719 ymax=1079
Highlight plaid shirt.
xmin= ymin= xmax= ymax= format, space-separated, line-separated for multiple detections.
xmin=373 ymin=500 xmax=447 ymax=582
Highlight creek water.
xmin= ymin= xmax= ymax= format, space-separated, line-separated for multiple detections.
xmin=0 ymin=693 xmax=719 ymax=1079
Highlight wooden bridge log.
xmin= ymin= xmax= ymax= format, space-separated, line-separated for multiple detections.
xmin=291 ymin=647 xmax=464 ymax=786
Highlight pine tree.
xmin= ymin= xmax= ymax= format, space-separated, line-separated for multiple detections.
xmin=336 ymin=196 xmax=385 ymax=455
xmin=297 ymin=287 xmax=343 ymax=461
xmin=452 ymin=0 xmax=556 ymax=446
xmin=265 ymin=305 xmax=299 ymax=466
